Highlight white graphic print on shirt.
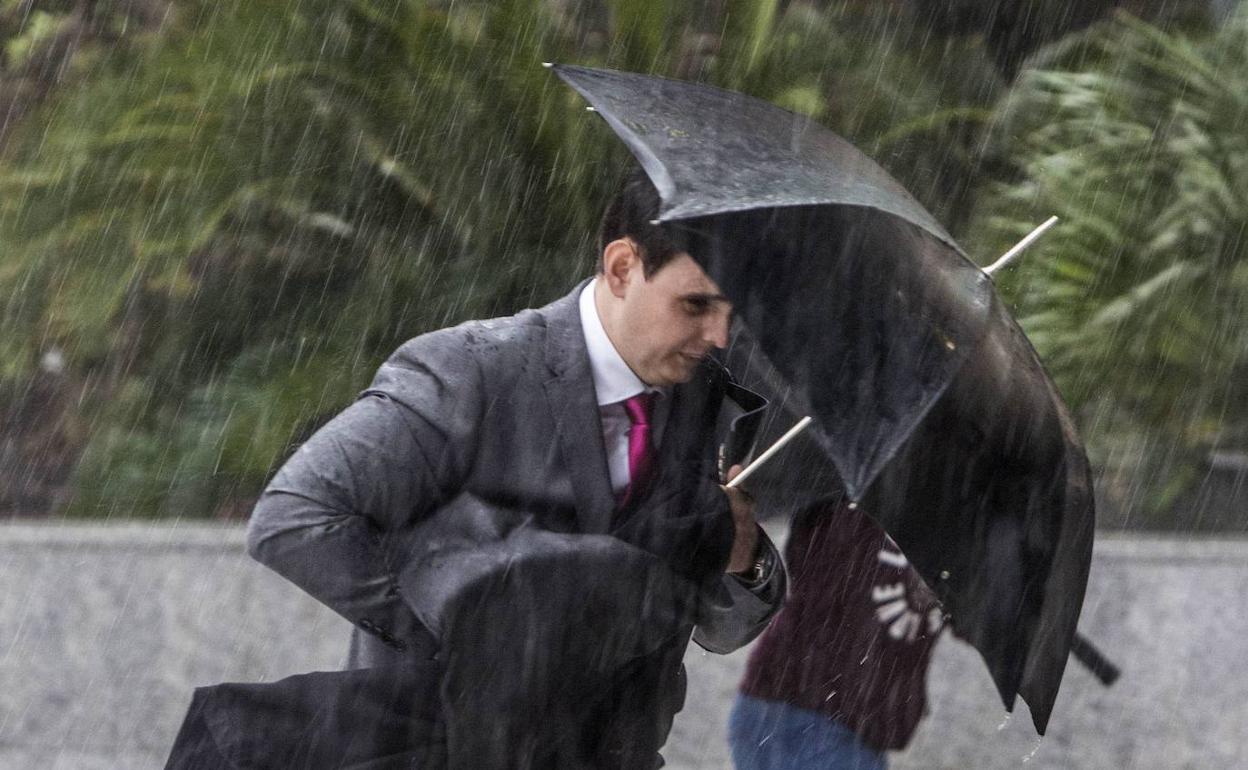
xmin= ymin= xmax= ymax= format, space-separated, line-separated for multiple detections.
xmin=871 ymin=538 xmax=944 ymax=643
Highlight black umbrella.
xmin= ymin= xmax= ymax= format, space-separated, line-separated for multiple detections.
xmin=551 ymin=64 xmax=1095 ymax=734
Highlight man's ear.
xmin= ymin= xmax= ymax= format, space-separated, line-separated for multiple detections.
xmin=601 ymin=238 xmax=640 ymax=298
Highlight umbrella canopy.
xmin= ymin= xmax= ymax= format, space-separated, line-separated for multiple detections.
xmin=553 ymin=63 xmax=989 ymax=501
xmin=551 ymin=64 xmax=1095 ymax=734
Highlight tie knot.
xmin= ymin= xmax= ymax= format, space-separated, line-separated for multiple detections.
xmin=622 ymin=392 xmax=656 ymax=427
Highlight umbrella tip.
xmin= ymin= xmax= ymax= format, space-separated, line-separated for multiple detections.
xmin=649 ymin=218 xmax=660 ymax=225
xmin=541 ymin=62 xmax=555 ymax=69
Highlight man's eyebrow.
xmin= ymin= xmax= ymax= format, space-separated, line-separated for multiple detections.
xmin=680 ymin=291 xmax=731 ymax=303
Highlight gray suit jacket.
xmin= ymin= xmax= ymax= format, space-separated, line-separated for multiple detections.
xmin=247 ymin=282 xmax=784 ymax=671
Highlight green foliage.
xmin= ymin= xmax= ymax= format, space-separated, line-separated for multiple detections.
xmin=2 ymin=0 xmax=606 ymax=515
xmin=969 ymin=10 xmax=1248 ymax=526
xmin=712 ymin=2 xmax=1002 ymax=229
xmin=0 ymin=0 xmax=1001 ymax=517
xmin=1 ymin=8 xmax=63 ymax=68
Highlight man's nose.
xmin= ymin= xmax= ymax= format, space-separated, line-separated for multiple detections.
xmin=704 ymin=311 xmax=730 ymax=349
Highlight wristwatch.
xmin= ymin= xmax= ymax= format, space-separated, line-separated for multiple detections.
xmin=734 ymin=557 xmax=767 ymax=585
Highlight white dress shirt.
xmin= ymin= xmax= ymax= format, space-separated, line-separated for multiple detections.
xmin=579 ymin=280 xmax=775 ymax=590
xmin=578 ymin=279 xmax=669 ymax=496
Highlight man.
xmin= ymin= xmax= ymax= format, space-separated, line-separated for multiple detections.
xmin=245 ymin=169 xmax=785 ymax=767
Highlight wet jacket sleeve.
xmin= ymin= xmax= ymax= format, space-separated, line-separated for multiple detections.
xmin=691 ymin=529 xmax=786 ymax=654
xmin=246 ymin=332 xmax=481 ymax=654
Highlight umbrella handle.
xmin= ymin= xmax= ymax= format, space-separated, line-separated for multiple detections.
xmin=1070 ymin=632 xmax=1120 ymax=687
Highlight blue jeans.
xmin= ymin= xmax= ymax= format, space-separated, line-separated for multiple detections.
xmin=728 ymin=695 xmax=887 ymax=770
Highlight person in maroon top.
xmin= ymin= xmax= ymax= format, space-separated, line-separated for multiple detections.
xmin=730 ymin=498 xmax=944 ymax=769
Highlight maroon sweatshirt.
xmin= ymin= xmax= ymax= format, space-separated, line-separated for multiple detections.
xmin=739 ymin=502 xmax=944 ymax=751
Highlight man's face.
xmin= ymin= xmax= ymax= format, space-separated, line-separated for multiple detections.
xmin=606 ymin=247 xmax=732 ymax=387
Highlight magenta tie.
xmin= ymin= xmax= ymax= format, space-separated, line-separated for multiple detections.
xmin=620 ymin=392 xmax=657 ymax=507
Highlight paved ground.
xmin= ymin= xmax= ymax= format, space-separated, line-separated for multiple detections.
xmin=1 ymin=524 xmax=1245 ymax=769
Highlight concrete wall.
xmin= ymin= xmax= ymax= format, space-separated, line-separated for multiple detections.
xmin=1 ymin=524 xmax=1244 ymax=769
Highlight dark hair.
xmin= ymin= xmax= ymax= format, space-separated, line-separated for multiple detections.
xmin=597 ymin=167 xmax=685 ymax=276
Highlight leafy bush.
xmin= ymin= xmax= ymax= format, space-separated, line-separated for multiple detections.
xmin=969 ymin=10 xmax=1248 ymax=527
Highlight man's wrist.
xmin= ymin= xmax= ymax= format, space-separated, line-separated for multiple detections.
xmin=728 ymin=534 xmax=768 ymax=584
xmin=730 ymin=557 xmax=766 ymax=584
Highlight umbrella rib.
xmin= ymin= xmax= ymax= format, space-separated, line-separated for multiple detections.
xmin=727 ymin=416 xmax=813 ymax=489
xmin=984 ymin=216 xmax=1059 ymax=276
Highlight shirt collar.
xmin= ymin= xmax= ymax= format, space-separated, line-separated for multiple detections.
xmin=578 ymin=279 xmax=657 ymax=406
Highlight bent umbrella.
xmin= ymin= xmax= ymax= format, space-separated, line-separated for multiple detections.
xmin=552 ymin=63 xmax=1095 ymax=734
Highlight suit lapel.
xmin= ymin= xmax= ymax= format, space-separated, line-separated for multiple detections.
xmin=541 ymin=283 xmax=617 ymax=535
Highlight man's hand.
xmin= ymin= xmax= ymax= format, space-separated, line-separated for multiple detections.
xmin=722 ymin=463 xmax=759 ymax=575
